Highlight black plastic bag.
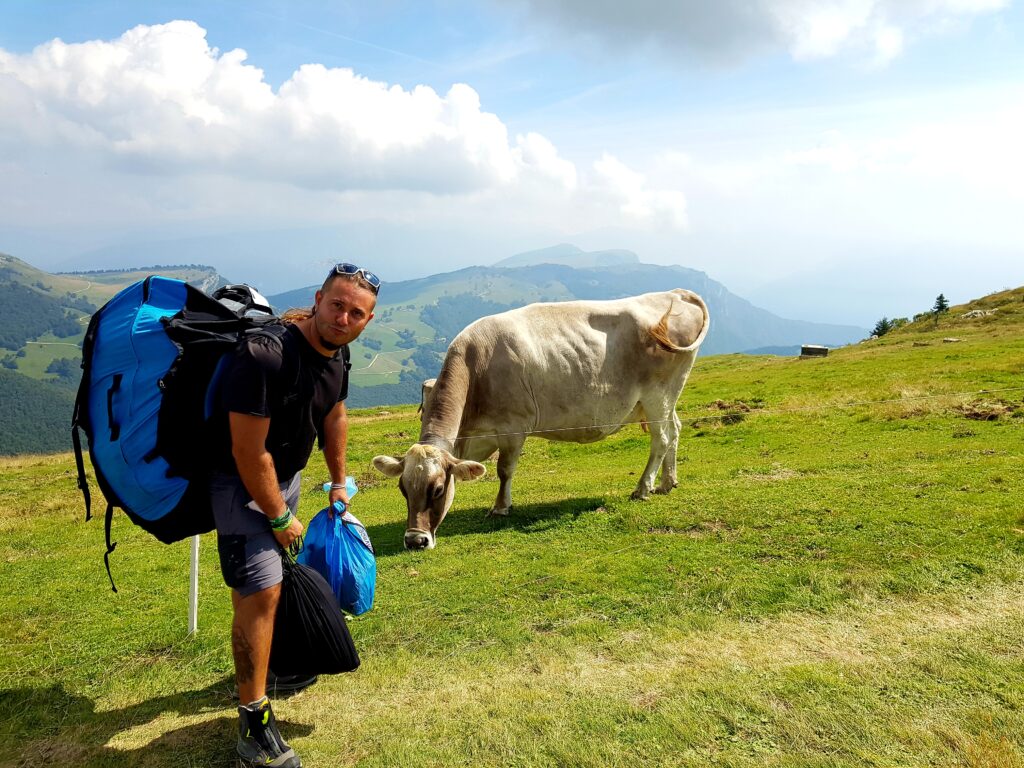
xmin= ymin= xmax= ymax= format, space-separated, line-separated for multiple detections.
xmin=270 ymin=548 xmax=360 ymax=677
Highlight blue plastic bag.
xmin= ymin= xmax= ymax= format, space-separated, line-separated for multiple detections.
xmin=298 ymin=501 xmax=376 ymax=615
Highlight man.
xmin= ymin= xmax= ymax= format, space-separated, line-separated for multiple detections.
xmin=210 ymin=263 xmax=378 ymax=768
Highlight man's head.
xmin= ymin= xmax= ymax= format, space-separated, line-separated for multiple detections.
xmin=307 ymin=263 xmax=378 ymax=353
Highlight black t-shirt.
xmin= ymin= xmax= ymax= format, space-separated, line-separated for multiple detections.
xmin=215 ymin=323 xmax=350 ymax=481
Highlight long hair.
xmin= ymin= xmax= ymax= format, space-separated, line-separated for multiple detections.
xmin=280 ymin=307 xmax=312 ymax=324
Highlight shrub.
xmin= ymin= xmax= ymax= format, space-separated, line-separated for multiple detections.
xmin=871 ymin=317 xmax=894 ymax=337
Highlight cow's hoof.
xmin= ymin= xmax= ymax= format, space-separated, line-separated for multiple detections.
xmin=630 ymin=490 xmax=650 ymax=501
xmin=487 ymin=506 xmax=511 ymax=517
xmin=654 ymin=484 xmax=677 ymax=495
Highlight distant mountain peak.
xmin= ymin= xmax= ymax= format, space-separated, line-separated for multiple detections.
xmin=494 ymin=244 xmax=640 ymax=269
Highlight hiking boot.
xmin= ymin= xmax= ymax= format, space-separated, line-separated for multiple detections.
xmin=236 ymin=696 xmax=301 ymax=767
xmin=232 ymin=670 xmax=319 ymax=699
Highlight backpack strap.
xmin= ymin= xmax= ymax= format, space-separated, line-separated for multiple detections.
xmin=72 ymin=307 xmax=105 ymax=522
xmin=103 ymin=502 xmax=118 ymax=593
xmin=71 ymin=425 xmax=92 ymax=521
xmin=249 ymin=323 xmax=302 ymax=397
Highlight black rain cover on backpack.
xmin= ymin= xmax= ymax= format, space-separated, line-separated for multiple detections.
xmin=71 ymin=276 xmax=286 ymax=590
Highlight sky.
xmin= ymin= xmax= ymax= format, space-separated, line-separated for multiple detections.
xmin=1 ymin=0 xmax=1022 ymax=326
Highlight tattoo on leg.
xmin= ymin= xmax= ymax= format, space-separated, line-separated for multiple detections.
xmin=232 ymin=624 xmax=255 ymax=684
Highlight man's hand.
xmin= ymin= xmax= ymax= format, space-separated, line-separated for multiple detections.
xmin=324 ymin=401 xmax=349 ymax=519
xmin=272 ymin=515 xmax=304 ymax=549
xmin=328 ymin=487 xmax=350 ymax=517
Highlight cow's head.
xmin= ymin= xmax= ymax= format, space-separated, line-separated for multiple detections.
xmin=372 ymin=444 xmax=486 ymax=550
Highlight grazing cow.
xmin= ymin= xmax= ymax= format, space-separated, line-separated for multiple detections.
xmin=372 ymin=290 xmax=710 ymax=550
xmin=417 ymin=378 xmax=437 ymax=418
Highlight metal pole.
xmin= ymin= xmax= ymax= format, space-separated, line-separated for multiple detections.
xmin=188 ymin=534 xmax=200 ymax=635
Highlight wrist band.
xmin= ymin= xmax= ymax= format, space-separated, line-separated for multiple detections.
xmin=268 ymin=509 xmax=292 ymax=531
xmin=329 ymin=482 xmax=347 ymax=490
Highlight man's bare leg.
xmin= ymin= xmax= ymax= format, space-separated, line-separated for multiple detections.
xmin=232 ymin=584 xmax=281 ymax=705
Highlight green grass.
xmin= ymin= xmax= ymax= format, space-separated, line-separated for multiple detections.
xmin=2 ymin=289 xmax=1023 ymax=766
xmin=353 ymin=305 xmax=436 ymax=385
xmin=1 ymin=256 xmax=225 ymax=382
xmin=14 ymin=331 xmax=85 ymax=379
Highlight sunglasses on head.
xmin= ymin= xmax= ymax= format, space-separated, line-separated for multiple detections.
xmin=329 ymin=263 xmax=380 ymax=294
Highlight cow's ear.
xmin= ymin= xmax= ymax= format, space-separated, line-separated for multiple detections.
xmin=372 ymin=455 xmax=404 ymax=477
xmin=451 ymin=460 xmax=486 ymax=482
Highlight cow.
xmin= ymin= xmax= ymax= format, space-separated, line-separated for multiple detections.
xmin=372 ymin=289 xmax=710 ymax=550
xmin=417 ymin=378 xmax=437 ymax=418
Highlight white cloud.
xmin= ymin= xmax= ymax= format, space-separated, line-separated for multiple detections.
xmin=515 ymin=132 xmax=578 ymax=189
xmin=871 ymin=24 xmax=905 ymax=65
xmin=593 ymin=153 xmax=688 ymax=228
xmin=0 ymin=21 xmax=575 ymax=194
xmin=784 ymin=134 xmax=863 ymax=172
xmin=769 ymin=0 xmax=1004 ymax=63
xmin=1 ymin=19 xmax=698 ymax=244
xmin=0 ymin=21 xmax=692 ymax=239
xmin=775 ymin=98 xmax=1024 ymax=196
xmin=504 ymin=0 xmax=1009 ymax=64
xmin=775 ymin=1 xmax=876 ymax=60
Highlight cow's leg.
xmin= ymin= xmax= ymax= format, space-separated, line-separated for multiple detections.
xmin=655 ymin=410 xmax=681 ymax=494
xmin=489 ymin=435 xmax=525 ymax=516
xmin=632 ymin=402 xmax=673 ymax=500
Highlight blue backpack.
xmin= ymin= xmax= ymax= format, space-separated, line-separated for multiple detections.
xmin=71 ymin=276 xmax=290 ymax=591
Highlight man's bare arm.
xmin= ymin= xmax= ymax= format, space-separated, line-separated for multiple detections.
xmin=230 ymin=412 xmax=303 ymax=545
xmin=323 ymin=401 xmax=349 ymax=508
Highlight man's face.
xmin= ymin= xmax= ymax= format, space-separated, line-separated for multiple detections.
xmin=313 ymin=278 xmax=376 ymax=349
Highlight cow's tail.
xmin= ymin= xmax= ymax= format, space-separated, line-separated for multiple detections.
xmin=648 ymin=290 xmax=710 ymax=354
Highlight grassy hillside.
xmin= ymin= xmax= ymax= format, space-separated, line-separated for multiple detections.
xmin=1 ymin=288 xmax=1022 ymax=766
xmin=0 ymin=369 xmax=77 ymax=454
xmin=0 ymin=253 xmax=226 ymax=384
xmin=0 ymin=254 xmax=233 ymax=454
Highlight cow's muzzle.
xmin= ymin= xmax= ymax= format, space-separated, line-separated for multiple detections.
xmin=404 ymin=529 xmax=435 ymax=550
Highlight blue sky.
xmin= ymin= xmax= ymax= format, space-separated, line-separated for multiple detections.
xmin=1 ymin=1 xmax=1022 ymax=324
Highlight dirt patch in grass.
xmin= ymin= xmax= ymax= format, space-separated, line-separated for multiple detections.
xmin=956 ymin=400 xmax=1018 ymax=421
xmin=873 ymin=392 xmax=1023 ymax=422
xmin=690 ymin=399 xmax=762 ymax=428
xmin=350 ymin=471 xmax=387 ymax=492
xmin=648 ymin=520 xmax=733 ymax=538
xmin=708 ymin=399 xmax=755 ymax=412
xmin=632 ymin=689 xmax=664 ymax=710
xmin=18 ymin=739 xmax=97 ymax=767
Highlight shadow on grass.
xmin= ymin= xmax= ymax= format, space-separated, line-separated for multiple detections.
xmin=2 ymin=679 xmax=314 ymax=766
xmin=367 ymin=495 xmax=609 ymax=557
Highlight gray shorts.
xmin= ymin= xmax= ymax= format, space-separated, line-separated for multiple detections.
xmin=211 ymin=472 xmax=301 ymax=596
